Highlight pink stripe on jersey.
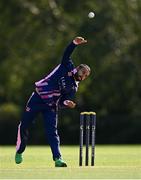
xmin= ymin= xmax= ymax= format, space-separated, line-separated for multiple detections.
xmin=16 ymin=123 xmax=21 ymax=151
xmin=35 ymin=64 xmax=60 ymax=87
xmin=45 ymin=64 xmax=60 ymax=79
xmin=38 ymin=90 xmax=60 ymax=95
xmin=41 ymin=93 xmax=61 ymax=99
xmin=35 ymin=81 xmax=48 ymax=86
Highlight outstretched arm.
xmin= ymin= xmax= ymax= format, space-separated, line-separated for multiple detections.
xmin=61 ymin=37 xmax=87 ymax=65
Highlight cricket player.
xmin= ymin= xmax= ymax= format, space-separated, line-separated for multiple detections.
xmin=15 ymin=36 xmax=91 ymax=167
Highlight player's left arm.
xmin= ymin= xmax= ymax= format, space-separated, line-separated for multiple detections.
xmin=58 ymin=91 xmax=76 ymax=109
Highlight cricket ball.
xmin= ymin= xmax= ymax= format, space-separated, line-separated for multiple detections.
xmin=88 ymin=12 xmax=95 ymax=19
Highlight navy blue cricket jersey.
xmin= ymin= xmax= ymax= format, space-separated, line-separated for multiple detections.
xmin=35 ymin=41 xmax=79 ymax=108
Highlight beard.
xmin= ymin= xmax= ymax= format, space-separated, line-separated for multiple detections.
xmin=74 ymin=71 xmax=82 ymax=81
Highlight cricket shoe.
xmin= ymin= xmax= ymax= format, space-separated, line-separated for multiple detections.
xmin=15 ymin=152 xmax=23 ymax=164
xmin=55 ymin=158 xmax=67 ymax=167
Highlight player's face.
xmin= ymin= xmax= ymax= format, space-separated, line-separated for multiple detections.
xmin=75 ymin=67 xmax=90 ymax=81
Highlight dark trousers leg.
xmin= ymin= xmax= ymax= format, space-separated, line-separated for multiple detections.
xmin=16 ymin=92 xmax=39 ymax=154
xmin=16 ymin=110 xmax=37 ymax=154
xmin=42 ymin=110 xmax=61 ymax=160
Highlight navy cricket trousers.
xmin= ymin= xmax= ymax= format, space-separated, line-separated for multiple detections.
xmin=16 ymin=92 xmax=61 ymax=160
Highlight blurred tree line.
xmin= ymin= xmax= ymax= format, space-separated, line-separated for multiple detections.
xmin=0 ymin=0 xmax=141 ymax=145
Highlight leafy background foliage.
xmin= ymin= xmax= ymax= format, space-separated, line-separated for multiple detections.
xmin=0 ymin=0 xmax=141 ymax=144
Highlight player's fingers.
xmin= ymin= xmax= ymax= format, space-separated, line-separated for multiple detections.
xmin=82 ymin=39 xmax=87 ymax=43
xmin=69 ymin=101 xmax=76 ymax=108
xmin=79 ymin=38 xmax=87 ymax=44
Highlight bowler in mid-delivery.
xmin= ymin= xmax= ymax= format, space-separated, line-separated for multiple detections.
xmin=15 ymin=36 xmax=91 ymax=167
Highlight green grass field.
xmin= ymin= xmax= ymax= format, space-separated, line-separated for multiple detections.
xmin=0 ymin=145 xmax=141 ymax=179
